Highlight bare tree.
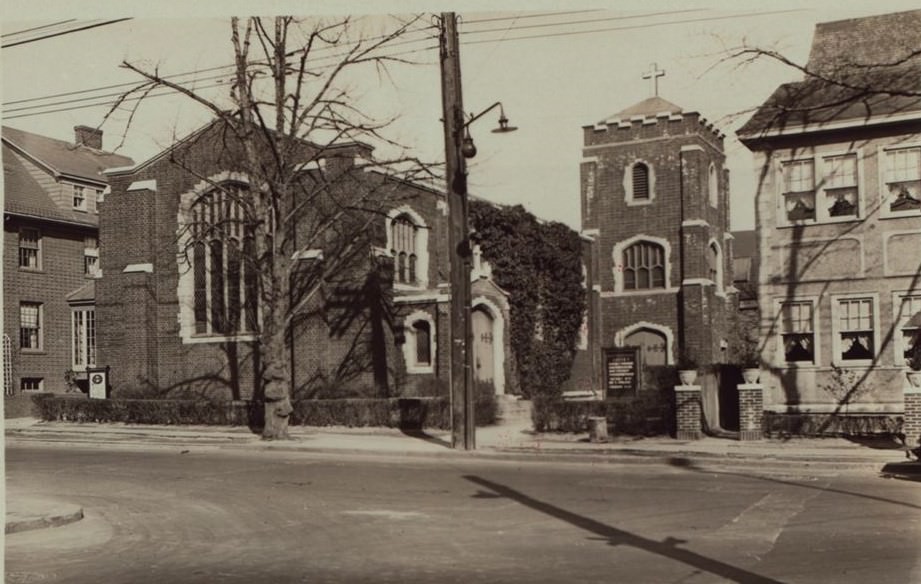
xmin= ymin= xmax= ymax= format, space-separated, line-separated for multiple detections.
xmin=107 ymin=16 xmax=435 ymax=438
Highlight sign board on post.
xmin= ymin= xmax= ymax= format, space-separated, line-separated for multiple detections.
xmin=87 ymin=366 xmax=109 ymax=399
xmin=604 ymin=348 xmax=639 ymax=397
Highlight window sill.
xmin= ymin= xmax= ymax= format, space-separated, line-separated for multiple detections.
xmin=20 ymin=349 xmax=47 ymax=355
xmin=831 ymin=359 xmax=877 ymax=369
xmin=184 ymin=333 xmax=259 ymax=345
xmin=777 ymin=216 xmax=862 ymax=228
xmin=406 ymin=365 xmax=435 ymax=375
xmin=624 ymin=198 xmax=655 ymax=207
xmin=604 ymin=287 xmax=679 ymax=297
xmin=18 ymin=268 xmax=45 ymax=273
xmin=880 ymin=211 xmax=921 ymax=220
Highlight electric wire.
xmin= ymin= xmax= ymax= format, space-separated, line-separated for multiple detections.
xmin=3 ymin=10 xmax=802 ymax=120
xmin=1 ymin=20 xmax=78 ymax=38
xmin=1 ymin=19 xmax=133 ymax=49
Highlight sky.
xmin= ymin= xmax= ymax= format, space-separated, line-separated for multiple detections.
xmin=3 ymin=0 xmax=919 ymax=231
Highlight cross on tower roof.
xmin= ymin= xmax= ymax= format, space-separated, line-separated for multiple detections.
xmin=642 ymin=63 xmax=665 ymax=97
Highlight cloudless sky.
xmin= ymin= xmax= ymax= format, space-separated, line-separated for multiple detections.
xmin=3 ymin=0 xmax=917 ymax=231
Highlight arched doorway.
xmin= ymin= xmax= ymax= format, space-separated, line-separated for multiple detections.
xmin=624 ymin=328 xmax=668 ymax=366
xmin=472 ymin=306 xmax=496 ymax=394
xmin=471 ymin=300 xmax=506 ymax=395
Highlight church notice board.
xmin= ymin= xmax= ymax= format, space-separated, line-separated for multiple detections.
xmin=605 ymin=348 xmax=639 ymax=396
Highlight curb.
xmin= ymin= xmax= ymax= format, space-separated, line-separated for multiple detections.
xmin=5 ymin=432 xmax=906 ymax=471
xmin=5 ymin=504 xmax=84 ymax=535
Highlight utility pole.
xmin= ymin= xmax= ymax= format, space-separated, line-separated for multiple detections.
xmin=439 ymin=12 xmax=475 ymax=450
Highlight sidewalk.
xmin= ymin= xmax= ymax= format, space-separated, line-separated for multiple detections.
xmin=4 ymin=417 xmax=916 ymax=468
xmin=7 ymin=417 xmax=919 ymax=536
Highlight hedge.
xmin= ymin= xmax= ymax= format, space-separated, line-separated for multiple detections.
xmin=532 ymin=393 xmax=674 ymax=436
xmin=31 ymin=394 xmax=497 ymax=430
xmin=763 ymin=412 xmax=903 ymax=438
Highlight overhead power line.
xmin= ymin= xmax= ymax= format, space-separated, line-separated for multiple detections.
xmin=1 ymin=20 xmax=77 ymax=38
xmin=2 ymin=18 xmax=133 ymax=48
xmin=2 ymin=10 xmax=803 ymax=120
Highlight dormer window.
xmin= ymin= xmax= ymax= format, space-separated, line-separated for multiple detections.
xmin=73 ymin=185 xmax=87 ymax=211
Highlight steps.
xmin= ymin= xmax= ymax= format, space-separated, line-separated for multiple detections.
xmin=495 ymin=395 xmax=532 ymax=425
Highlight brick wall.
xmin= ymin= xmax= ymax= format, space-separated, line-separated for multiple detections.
xmin=904 ymin=388 xmax=921 ymax=449
xmin=4 ymin=216 xmax=97 ymax=393
xmin=675 ymin=386 xmax=702 ymax=440
xmin=738 ymin=383 xmax=764 ymax=440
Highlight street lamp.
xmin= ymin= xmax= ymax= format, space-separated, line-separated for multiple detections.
xmin=462 ymin=102 xmax=518 ymax=159
xmin=438 ymin=12 xmax=517 ymax=450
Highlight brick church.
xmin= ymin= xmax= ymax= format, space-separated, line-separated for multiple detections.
xmin=579 ymin=79 xmax=736 ymax=430
xmin=96 ymin=121 xmax=516 ymax=401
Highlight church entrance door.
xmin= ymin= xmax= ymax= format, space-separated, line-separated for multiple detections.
xmin=472 ymin=306 xmax=497 ymax=395
xmin=624 ymin=328 xmax=668 ymax=391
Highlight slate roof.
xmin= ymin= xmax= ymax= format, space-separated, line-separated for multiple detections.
xmin=2 ymin=125 xmax=133 ymax=183
xmin=595 ymin=96 xmax=685 ymax=125
xmin=738 ymin=10 xmax=921 ymax=138
xmin=66 ymin=280 xmax=96 ymax=303
xmin=3 ymin=127 xmax=134 ymax=227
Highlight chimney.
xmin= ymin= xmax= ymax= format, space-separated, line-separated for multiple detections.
xmin=74 ymin=125 xmax=103 ymax=150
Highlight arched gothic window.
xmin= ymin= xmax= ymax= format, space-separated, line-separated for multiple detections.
xmin=403 ymin=312 xmax=436 ymax=373
xmin=708 ymin=241 xmax=723 ymax=293
xmin=190 ymin=183 xmax=258 ymax=335
xmin=708 ymin=163 xmax=719 ymax=208
xmin=622 ymin=241 xmax=665 ymax=290
xmin=391 ymin=214 xmax=419 ymax=285
xmin=632 ymin=162 xmax=650 ymax=200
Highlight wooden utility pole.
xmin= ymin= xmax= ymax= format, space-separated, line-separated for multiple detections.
xmin=439 ymin=12 xmax=475 ymax=450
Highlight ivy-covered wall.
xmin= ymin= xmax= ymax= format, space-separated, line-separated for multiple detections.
xmin=470 ymin=201 xmax=586 ymax=398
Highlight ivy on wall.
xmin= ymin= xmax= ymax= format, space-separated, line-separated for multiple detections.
xmin=470 ymin=201 xmax=586 ymax=398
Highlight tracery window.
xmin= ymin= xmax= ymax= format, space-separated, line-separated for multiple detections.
xmin=622 ymin=241 xmax=665 ymax=290
xmin=190 ymin=183 xmax=258 ymax=335
xmin=391 ymin=214 xmax=419 ymax=285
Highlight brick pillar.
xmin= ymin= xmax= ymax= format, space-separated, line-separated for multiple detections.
xmin=738 ymin=383 xmax=763 ymax=441
xmin=904 ymin=385 xmax=921 ymax=452
xmin=674 ymin=385 xmax=702 ymax=440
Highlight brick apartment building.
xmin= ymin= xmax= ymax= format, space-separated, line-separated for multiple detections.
xmin=96 ymin=120 xmax=518 ymax=401
xmin=738 ymin=10 xmax=921 ymax=418
xmin=3 ymin=125 xmax=133 ymax=397
xmin=580 ymin=93 xmax=737 ymax=430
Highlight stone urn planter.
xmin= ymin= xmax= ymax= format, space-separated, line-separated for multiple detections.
xmin=678 ymin=369 xmax=698 ymax=386
xmin=742 ymin=368 xmax=761 ymax=384
xmin=908 ymin=370 xmax=921 ymax=388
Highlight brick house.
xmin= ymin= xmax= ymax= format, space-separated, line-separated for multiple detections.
xmin=96 ymin=120 xmax=515 ymax=401
xmin=2 ymin=125 xmax=133 ymax=397
xmin=580 ymin=94 xmax=736 ymax=430
xmin=738 ymin=10 xmax=921 ymax=420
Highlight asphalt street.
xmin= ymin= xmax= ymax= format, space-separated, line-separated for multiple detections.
xmin=5 ymin=443 xmax=921 ymax=583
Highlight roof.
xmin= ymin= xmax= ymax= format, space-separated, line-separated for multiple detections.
xmin=596 ymin=95 xmax=684 ymax=124
xmin=2 ymin=143 xmax=98 ymax=227
xmin=2 ymin=125 xmax=133 ymax=183
xmin=738 ymin=10 xmax=921 ymax=138
xmin=66 ymin=280 xmax=96 ymax=303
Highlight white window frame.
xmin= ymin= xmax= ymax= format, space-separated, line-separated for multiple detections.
xmin=18 ymin=227 xmax=42 ymax=270
xmin=20 ymin=302 xmax=43 ymax=352
xmin=176 ymin=172 xmax=260 ymax=344
xmin=403 ymin=310 xmax=436 ymax=374
xmin=71 ymin=305 xmax=97 ymax=371
xmin=880 ymin=143 xmax=921 ymax=219
xmin=386 ymin=206 xmax=429 ymax=290
xmin=611 ymin=234 xmax=674 ymax=295
xmin=893 ymin=291 xmax=921 ymax=367
xmin=775 ymin=297 xmax=820 ymax=367
xmin=777 ymin=150 xmax=863 ymax=226
xmin=831 ymin=293 xmax=879 ymax=367
xmin=84 ymin=235 xmax=100 ymax=277
xmin=623 ymin=160 xmax=656 ymax=206
xmin=72 ymin=184 xmax=87 ymax=211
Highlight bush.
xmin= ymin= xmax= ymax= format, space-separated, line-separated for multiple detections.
xmin=30 ymin=394 xmax=498 ymax=430
xmin=532 ymin=391 xmax=674 ymax=436
xmin=763 ymin=412 xmax=903 ymax=437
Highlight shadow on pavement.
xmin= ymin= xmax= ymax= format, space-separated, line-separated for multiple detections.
xmin=399 ymin=429 xmax=451 ymax=448
xmin=463 ymin=475 xmax=784 ymax=584
xmin=666 ymin=457 xmax=921 ymax=510
xmin=880 ymin=461 xmax=921 ymax=483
